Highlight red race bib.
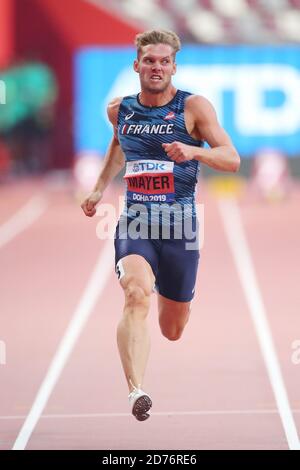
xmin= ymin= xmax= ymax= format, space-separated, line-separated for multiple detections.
xmin=124 ymin=160 xmax=175 ymax=203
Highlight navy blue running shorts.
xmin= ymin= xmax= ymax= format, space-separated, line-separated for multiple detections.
xmin=114 ymin=222 xmax=200 ymax=303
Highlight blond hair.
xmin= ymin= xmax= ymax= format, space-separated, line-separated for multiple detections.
xmin=135 ymin=30 xmax=181 ymax=59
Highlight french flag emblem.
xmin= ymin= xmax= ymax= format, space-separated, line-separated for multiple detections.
xmin=164 ymin=111 xmax=175 ymax=120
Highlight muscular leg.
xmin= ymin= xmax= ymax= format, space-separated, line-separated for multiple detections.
xmin=158 ymin=294 xmax=192 ymax=341
xmin=117 ymin=254 xmax=155 ymax=392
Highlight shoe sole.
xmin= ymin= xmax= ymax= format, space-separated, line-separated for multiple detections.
xmin=132 ymin=395 xmax=152 ymax=421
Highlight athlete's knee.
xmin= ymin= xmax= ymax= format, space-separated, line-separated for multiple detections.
xmin=161 ymin=326 xmax=183 ymax=341
xmin=124 ymin=277 xmax=151 ymax=309
xmin=159 ymin=309 xmax=189 ymax=341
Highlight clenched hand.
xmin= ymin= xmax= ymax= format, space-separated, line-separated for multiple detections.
xmin=81 ymin=190 xmax=102 ymax=217
xmin=162 ymin=141 xmax=195 ymax=163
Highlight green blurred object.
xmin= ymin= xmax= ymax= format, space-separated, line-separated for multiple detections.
xmin=0 ymin=63 xmax=57 ymax=131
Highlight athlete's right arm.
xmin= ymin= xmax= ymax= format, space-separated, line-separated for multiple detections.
xmin=81 ymin=97 xmax=124 ymax=217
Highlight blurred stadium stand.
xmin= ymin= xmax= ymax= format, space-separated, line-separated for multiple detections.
xmin=0 ymin=0 xmax=139 ymax=177
xmin=87 ymin=0 xmax=300 ymax=43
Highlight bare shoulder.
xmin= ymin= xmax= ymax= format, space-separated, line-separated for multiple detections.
xmin=185 ymin=94 xmax=217 ymax=122
xmin=107 ymin=96 xmax=123 ymax=125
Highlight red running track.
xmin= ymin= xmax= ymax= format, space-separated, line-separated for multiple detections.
xmin=0 ymin=174 xmax=299 ymax=450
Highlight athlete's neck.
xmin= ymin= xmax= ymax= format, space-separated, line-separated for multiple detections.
xmin=138 ymin=86 xmax=177 ymax=107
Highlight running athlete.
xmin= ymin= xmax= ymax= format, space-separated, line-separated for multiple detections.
xmin=81 ymin=30 xmax=240 ymax=421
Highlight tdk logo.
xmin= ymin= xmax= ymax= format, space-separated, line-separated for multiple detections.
xmin=125 ymin=160 xmax=174 ymax=177
xmin=133 ymin=162 xmax=167 ymax=172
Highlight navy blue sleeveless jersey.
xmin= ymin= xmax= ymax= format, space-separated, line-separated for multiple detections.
xmin=117 ymin=89 xmax=204 ymax=227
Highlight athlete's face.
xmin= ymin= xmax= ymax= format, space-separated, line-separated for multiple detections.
xmin=134 ymin=44 xmax=176 ymax=94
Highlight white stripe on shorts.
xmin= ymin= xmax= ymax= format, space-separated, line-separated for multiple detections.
xmin=116 ymin=259 xmax=125 ymax=281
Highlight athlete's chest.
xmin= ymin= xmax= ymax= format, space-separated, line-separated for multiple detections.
xmin=118 ymin=106 xmax=180 ymax=138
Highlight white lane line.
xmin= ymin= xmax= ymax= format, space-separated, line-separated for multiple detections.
xmin=12 ymin=240 xmax=114 ymax=450
xmin=2 ymin=409 xmax=300 ymax=420
xmin=218 ymin=197 xmax=300 ymax=450
xmin=0 ymin=195 xmax=48 ymax=249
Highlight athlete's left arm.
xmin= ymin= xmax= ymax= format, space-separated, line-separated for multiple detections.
xmin=162 ymin=96 xmax=240 ymax=172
